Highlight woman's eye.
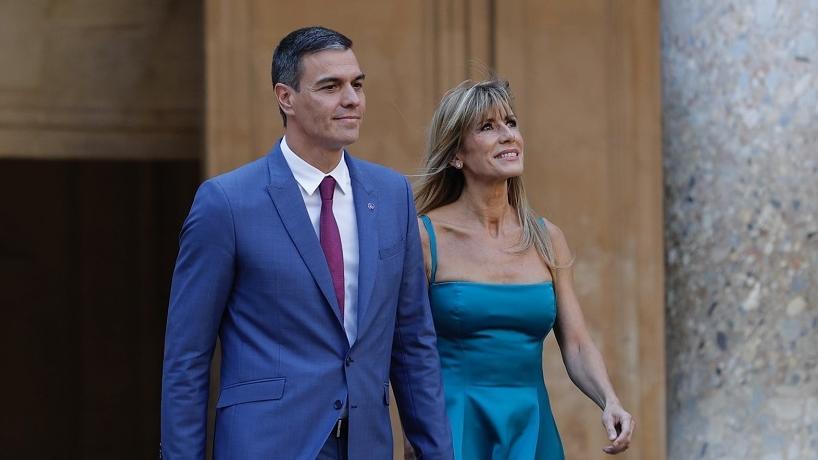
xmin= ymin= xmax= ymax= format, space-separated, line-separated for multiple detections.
xmin=507 ymin=119 xmax=517 ymax=127
xmin=480 ymin=123 xmax=493 ymax=131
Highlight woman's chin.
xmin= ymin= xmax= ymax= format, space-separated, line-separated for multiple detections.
xmin=499 ymin=165 xmax=524 ymax=179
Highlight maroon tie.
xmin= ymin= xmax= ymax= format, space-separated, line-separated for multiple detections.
xmin=319 ymin=176 xmax=345 ymax=317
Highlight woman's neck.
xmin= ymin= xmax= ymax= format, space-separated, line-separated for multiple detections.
xmin=457 ymin=180 xmax=514 ymax=237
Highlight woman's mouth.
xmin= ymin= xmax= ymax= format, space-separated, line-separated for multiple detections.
xmin=494 ymin=150 xmax=520 ymax=159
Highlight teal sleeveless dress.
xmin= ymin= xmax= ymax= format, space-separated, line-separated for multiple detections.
xmin=420 ymin=215 xmax=565 ymax=460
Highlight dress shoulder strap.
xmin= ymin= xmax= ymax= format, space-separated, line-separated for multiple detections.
xmin=418 ymin=214 xmax=438 ymax=283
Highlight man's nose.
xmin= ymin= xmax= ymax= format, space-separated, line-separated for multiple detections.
xmin=340 ymin=84 xmax=361 ymax=107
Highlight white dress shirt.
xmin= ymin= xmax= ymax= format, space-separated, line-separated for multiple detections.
xmin=280 ymin=136 xmax=359 ymax=345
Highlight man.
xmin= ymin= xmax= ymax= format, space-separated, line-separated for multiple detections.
xmin=161 ymin=26 xmax=453 ymax=459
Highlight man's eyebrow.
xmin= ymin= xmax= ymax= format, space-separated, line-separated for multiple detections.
xmin=313 ymin=77 xmax=341 ymax=87
xmin=313 ymin=73 xmax=366 ymax=87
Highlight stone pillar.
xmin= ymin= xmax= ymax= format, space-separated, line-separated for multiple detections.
xmin=663 ymin=1 xmax=818 ymax=459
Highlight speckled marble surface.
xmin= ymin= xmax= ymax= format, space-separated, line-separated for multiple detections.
xmin=663 ymin=1 xmax=818 ymax=459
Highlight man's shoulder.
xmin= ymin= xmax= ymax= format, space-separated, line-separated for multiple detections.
xmin=206 ymin=154 xmax=270 ymax=193
xmin=347 ymin=155 xmax=408 ymax=189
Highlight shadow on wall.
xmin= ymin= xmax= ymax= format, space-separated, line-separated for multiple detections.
xmin=0 ymin=160 xmax=199 ymax=459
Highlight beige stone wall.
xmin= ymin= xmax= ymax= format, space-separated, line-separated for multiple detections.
xmin=206 ymin=1 xmax=665 ymax=459
xmin=0 ymin=0 xmax=203 ymax=160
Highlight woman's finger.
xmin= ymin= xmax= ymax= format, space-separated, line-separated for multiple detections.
xmin=612 ymin=416 xmax=632 ymax=451
xmin=601 ymin=414 xmax=618 ymax=441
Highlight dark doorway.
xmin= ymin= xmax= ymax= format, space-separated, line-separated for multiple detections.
xmin=0 ymin=159 xmax=199 ymax=458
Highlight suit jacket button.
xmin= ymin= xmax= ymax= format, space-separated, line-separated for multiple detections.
xmin=334 ymin=400 xmax=343 ymax=410
xmin=345 ymin=356 xmax=353 ymax=366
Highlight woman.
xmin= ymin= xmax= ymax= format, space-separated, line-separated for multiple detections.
xmin=414 ymin=80 xmax=634 ymax=459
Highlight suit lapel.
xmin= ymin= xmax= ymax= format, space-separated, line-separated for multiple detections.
xmin=265 ymin=143 xmax=343 ymax=326
xmin=346 ymin=155 xmax=378 ymax=336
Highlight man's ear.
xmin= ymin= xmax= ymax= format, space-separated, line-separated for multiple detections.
xmin=274 ymin=83 xmax=296 ymax=118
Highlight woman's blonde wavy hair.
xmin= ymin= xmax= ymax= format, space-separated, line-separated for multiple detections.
xmin=414 ymin=79 xmax=564 ymax=270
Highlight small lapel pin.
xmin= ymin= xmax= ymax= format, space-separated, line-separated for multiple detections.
xmin=367 ymin=202 xmax=375 ymax=211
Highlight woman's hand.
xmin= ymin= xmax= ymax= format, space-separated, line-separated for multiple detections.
xmin=601 ymin=401 xmax=634 ymax=454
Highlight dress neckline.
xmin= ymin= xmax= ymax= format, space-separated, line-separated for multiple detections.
xmin=420 ymin=215 xmax=554 ymax=287
xmin=431 ymin=280 xmax=553 ymax=287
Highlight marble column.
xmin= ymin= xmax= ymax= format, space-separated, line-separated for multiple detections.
xmin=663 ymin=1 xmax=818 ymax=459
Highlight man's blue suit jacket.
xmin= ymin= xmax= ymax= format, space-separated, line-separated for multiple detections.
xmin=161 ymin=143 xmax=453 ymax=459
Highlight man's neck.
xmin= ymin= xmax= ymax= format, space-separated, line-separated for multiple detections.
xmin=284 ymin=129 xmax=344 ymax=174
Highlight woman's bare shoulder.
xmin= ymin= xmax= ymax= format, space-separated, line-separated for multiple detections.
xmin=539 ymin=216 xmax=572 ymax=264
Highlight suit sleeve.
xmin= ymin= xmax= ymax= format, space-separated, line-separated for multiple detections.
xmin=389 ymin=177 xmax=455 ymax=460
xmin=161 ymin=180 xmax=236 ymax=459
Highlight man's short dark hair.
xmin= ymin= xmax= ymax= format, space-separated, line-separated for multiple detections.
xmin=272 ymin=26 xmax=353 ymax=126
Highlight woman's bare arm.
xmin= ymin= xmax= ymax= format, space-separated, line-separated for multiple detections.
xmin=547 ymin=221 xmax=635 ymax=455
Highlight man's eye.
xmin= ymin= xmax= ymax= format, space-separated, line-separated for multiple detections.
xmin=353 ymin=82 xmax=364 ymax=90
xmin=322 ymin=85 xmax=337 ymax=91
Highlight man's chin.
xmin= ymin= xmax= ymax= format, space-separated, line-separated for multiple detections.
xmin=334 ymin=132 xmax=360 ymax=148
xmin=321 ymin=139 xmax=358 ymax=153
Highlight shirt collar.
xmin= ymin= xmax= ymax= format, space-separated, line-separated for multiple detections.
xmin=280 ymin=136 xmax=351 ymax=196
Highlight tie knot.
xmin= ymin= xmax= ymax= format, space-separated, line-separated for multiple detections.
xmin=319 ymin=175 xmax=336 ymax=201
